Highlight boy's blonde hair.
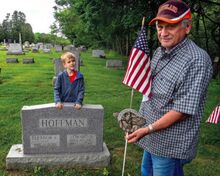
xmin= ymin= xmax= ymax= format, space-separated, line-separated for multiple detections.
xmin=61 ymin=52 xmax=76 ymax=63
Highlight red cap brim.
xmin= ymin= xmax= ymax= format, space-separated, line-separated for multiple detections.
xmin=149 ymin=9 xmax=191 ymax=25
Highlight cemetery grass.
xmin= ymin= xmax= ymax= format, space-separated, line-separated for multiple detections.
xmin=0 ymin=49 xmax=219 ymax=176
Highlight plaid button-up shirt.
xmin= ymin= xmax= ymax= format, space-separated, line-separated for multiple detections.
xmin=137 ymin=38 xmax=213 ymax=160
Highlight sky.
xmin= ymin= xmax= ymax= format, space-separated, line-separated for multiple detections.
xmin=0 ymin=0 xmax=56 ymax=33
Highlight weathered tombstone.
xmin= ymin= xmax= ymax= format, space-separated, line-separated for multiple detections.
xmin=64 ymin=45 xmax=76 ymax=51
xmin=6 ymin=103 xmax=110 ymax=170
xmin=36 ymin=43 xmax=44 ymax=50
xmin=7 ymin=43 xmax=24 ymax=55
xmin=6 ymin=58 xmax=19 ymax=63
xmin=43 ymin=48 xmax=51 ymax=53
xmin=23 ymin=41 xmax=30 ymax=48
xmin=92 ymin=50 xmax=105 ymax=58
xmin=53 ymin=58 xmax=64 ymax=76
xmin=79 ymin=45 xmax=86 ymax=52
xmin=70 ymin=50 xmax=80 ymax=71
xmin=55 ymin=45 xmax=62 ymax=52
xmin=52 ymin=58 xmax=64 ymax=86
xmin=32 ymin=47 xmax=39 ymax=53
xmin=44 ymin=43 xmax=53 ymax=50
xmin=23 ymin=58 xmax=35 ymax=64
xmin=106 ymin=60 xmax=123 ymax=69
xmin=8 ymin=39 xmax=12 ymax=43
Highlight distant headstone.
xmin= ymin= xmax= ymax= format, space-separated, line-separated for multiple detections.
xmin=55 ymin=45 xmax=62 ymax=52
xmin=6 ymin=58 xmax=19 ymax=63
xmin=53 ymin=58 xmax=64 ymax=76
xmin=44 ymin=43 xmax=53 ymax=49
xmin=70 ymin=50 xmax=80 ymax=71
xmin=8 ymin=39 xmax=12 ymax=43
xmin=79 ymin=45 xmax=86 ymax=52
xmin=92 ymin=50 xmax=105 ymax=58
xmin=6 ymin=103 xmax=110 ymax=170
xmin=7 ymin=43 xmax=24 ymax=55
xmin=32 ymin=47 xmax=39 ymax=53
xmin=23 ymin=58 xmax=35 ymax=64
xmin=106 ymin=60 xmax=123 ymax=69
xmin=64 ymin=45 xmax=76 ymax=51
xmin=23 ymin=41 xmax=30 ymax=48
xmin=52 ymin=58 xmax=64 ymax=85
xmin=36 ymin=43 xmax=44 ymax=50
xmin=43 ymin=48 xmax=51 ymax=53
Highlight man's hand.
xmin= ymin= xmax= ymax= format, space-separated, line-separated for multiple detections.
xmin=126 ymin=127 xmax=149 ymax=143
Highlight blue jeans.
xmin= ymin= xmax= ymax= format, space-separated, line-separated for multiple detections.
xmin=141 ymin=150 xmax=191 ymax=176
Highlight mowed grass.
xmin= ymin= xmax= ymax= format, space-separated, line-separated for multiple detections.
xmin=0 ymin=49 xmax=219 ymax=176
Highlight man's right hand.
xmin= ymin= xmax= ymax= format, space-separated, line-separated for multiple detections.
xmin=126 ymin=127 xmax=149 ymax=143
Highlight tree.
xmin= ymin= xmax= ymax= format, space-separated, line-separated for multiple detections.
xmin=0 ymin=11 xmax=34 ymax=43
xmin=54 ymin=0 xmax=220 ymax=58
xmin=21 ymin=23 xmax=34 ymax=43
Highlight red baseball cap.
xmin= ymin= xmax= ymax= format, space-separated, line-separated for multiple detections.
xmin=149 ymin=0 xmax=191 ymax=25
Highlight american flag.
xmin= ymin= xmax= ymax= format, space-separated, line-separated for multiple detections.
xmin=206 ymin=105 xmax=220 ymax=124
xmin=122 ymin=27 xmax=152 ymax=96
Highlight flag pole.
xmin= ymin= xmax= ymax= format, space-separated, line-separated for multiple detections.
xmin=142 ymin=16 xmax=145 ymax=29
xmin=121 ymin=88 xmax=133 ymax=176
xmin=122 ymin=17 xmax=146 ymax=176
xmin=122 ymin=132 xmax=128 ymax=176
xmin=129 ymin=89 xmax=134 ymax=108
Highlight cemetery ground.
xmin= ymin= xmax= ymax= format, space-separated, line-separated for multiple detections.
xmin=0 ymin=48 xmax=219 ymax=176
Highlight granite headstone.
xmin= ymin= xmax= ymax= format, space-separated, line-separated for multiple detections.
xmin=92 ymin=50 xmax=105 ymax=58
xmin=6 ymin=58 xmax=19 ymax=63
xmin=6 ymin=103 xmax=110 ymax=170
xmin=106 ymin=60 xmax=123 ymax=69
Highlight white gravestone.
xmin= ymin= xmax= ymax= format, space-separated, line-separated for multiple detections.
xmin=7 ymin=43 xmax=24 ymax=55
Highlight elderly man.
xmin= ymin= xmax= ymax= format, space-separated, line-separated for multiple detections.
xmin=126 ymin=0 xmax=213 ymax=176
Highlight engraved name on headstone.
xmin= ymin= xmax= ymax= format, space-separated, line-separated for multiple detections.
xmin=39 ymin=118 xmax=87 ymax=128
xmin=30 ymin=135 xmax=60 ymax=148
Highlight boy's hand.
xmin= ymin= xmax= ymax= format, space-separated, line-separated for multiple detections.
xmin=74 ymin=103 xmax=81 ymax=110
xmin=56 ymin=102 xmax=63 ymax=110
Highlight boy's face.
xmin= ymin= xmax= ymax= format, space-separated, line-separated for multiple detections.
xmin=63 ymin=57 xmax=76 ymax=71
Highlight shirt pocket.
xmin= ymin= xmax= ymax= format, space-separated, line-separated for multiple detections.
xmin=152 ymin=75 xmax=176 ymax=109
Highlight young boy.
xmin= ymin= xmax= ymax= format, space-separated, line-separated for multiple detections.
xmin=54 ymin=52 xmax=84 ymax=110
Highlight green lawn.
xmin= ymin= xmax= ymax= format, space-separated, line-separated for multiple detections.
xmin=0 ymin=49 xmax=219 ymax=176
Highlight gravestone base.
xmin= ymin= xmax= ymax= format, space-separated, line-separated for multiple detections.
xmin=6 ymin=143 xmax=110 ymax=170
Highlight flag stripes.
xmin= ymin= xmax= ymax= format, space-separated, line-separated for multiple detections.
xmin=122 ymin=46 xmax=151 ymax=95
xmin=206 ymin=105 xmax=220 ymax=124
